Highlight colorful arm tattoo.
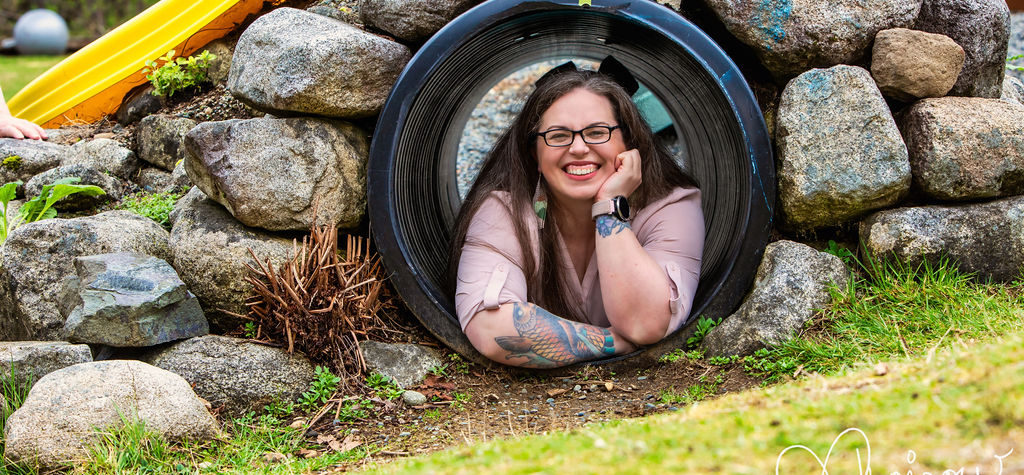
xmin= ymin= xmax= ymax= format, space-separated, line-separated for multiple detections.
xmin=494 ymin=302 xmax=617 ymax=368
xmin=595 ymin=215 xmax=631 ymax=238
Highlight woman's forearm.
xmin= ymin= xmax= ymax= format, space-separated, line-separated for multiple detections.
xmin=594 ymin=215 xmax=673 ymax=344
xmin=464 ymin=302 xmax=636 ymax=368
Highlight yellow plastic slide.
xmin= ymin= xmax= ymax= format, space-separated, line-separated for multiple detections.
xmin=7 ymin=0 xmax=269 ymax=129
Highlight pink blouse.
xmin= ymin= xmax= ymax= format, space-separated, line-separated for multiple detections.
xmin=455 ymin=187 xmax=704 ymax=338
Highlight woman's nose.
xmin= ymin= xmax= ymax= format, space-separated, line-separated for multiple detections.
xmin=568 ymin=133 xmax=589 ymax=154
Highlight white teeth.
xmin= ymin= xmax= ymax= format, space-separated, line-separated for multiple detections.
xmin=565 ymin=165 xmax=597 ymax=176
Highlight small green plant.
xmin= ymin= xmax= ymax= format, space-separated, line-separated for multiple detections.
xmin=686 ymin=316 xmax=722 ymax=349
xmin=298 ymin=366 xmax=340 ymax=413
xmin=658 ymin=348 xmax=701 ymax=363
xmin=2 ymin=155 xmax=21 ymax=170
xmin=428 ymin=364 xmax=448 ymax=378
xmin=823 ymin=240 xmax=855 ymax=265
xmin=447 ymin=353 xmax=470 ymax=375
xmin=0 ymin=177 xmax=105 ymax=245
xmin=1007 ymin=53 xmax=1024 ymax=72
xmin=658 ymin=372 xmax=723 ymax=405
xmin=422 ymin=408 xmax=442 ymax=422
xmin=262 ymin=395 xmax=295 ymax=422
xmin=117 ymin=190 xmax=181 ymax=228
xmin=242 ymin=322 xmax=258 ymax=339
xmin=707 ymin=355 xmax=739 ymax=366
xmin=451 ymin=391 xmax=471 ymax=411
xmin=336 ymin=398 xmax=373 ymax=423
xmin=142 ymin=49 xmax=216 ymax=98
xmin=1 ymin=365 xmax=33 ymax=456
xmin=365 ymin=372 xmax=403 ymax=401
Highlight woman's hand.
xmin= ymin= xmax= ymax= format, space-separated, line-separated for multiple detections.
xmin=0 ymin=114 xmax=46 ymax=140
xmin=596 ymin=148 xmax=641 ymax=201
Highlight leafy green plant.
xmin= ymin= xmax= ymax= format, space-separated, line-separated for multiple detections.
xmin=451 ymin=391 xmax=471 ymax=411
xmin=823 ymin=240 xmax=855 ymax=265
xmin=142 ymin=49 xmax=216 ymax=98
xmin=0 ymin=178 xmax=105 ymax=245
xmin=422 ymin=408 xmax=442 ymax=423
xmin=447 ymin=353 xmax=470 ymax=375
xmin=1007 ymin=53 xmax=1024 ymax=72
xmin=298 ymin=366 xmax=340 ymax=413
xmin=1 ymin=155 xmax=21 ymax=170
xmin=686 ymin=316 xmax=722 ymax=349
xmin=428 ymin=364 xmax=448 ymax=378
xmin=242 ymin=322 xmax=258 ymax=339
xmin=365 ymin=372 xmax=403 ymax=401
xmin=658 ymin=348 xmax=704 ymax=363
xmin=658 ymin=372 xmax=723 ymax=405
xmin=117 ymin=190 xmax=181 ymax=228
xmin=707 ymin=355 xmax=739 ymax=366
xmin=336 ymin=399 xmax=372 ymax=423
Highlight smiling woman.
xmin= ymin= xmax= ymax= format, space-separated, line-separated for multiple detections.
xmin=368 ymin=0 xmax=774 ymax=368
xmin=448 ymin=62 xmax=704 ymax=367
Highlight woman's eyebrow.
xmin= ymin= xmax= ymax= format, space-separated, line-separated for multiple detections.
xmin=539 ymin=120 xmax=613 ymax=131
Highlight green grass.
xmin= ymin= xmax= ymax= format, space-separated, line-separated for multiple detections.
xmin=0 ymin=55 xmax=67 ymax=101
xmin=368 ymin=331 xmax=1024 ymax=474
xmin=116 ymin=190 xmax=182 ymax=228
xmin=743 ymin=256 xmax=1024 ymax=384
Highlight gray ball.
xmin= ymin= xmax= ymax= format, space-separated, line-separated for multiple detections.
xmin=14 ymin=9 xmax=69 ymax=56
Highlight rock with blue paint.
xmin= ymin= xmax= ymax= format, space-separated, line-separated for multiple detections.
xmin=776 ymin=65 xmax=911 ymax=231
xmin=703 ymin=0 xmax=922 ymax=78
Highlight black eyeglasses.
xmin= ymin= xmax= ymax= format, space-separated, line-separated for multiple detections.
xmin=533 ymin=125 xmax=621 ymax=147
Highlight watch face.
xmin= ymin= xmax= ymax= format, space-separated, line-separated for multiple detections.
xmin=615 ymin=196 xmax=630 ymax=220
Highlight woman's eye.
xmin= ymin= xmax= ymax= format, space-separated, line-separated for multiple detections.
xmin=584 ymin=129 xmax=608 ymax=140
xmin=547 ymin=131 xmax=571 ymax=142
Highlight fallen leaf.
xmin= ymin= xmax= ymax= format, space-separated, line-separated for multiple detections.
xmin=316 ymin=433 xmax=337 ymax=445
xmin=604 ymin=382 xmax=614 ymax=392
xmin=262 ymin=452 xmax=287 ymax=463
xmin=546 ymin=388 xmax=567 ymax=397
xmin=331 ymin=435 xmax=363 ymax=452
xmin=288 ymin=419 xmax=306 ymax=429
xmin=874 ymin=362 xmax=889 ymax=376
xmin=298 ymin=448 xmax=318 ymax=459
xmin=93 ymin=132 xmax=115 ymax=139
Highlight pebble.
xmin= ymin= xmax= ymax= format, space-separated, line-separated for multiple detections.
xmin=399 ymin=432 xmax=411 ymax=437
xmin=402 ymin=390 xmax=427 ymax=406
xmin=546 ymin=398 xmax=555 ymax=404
xmin=573 ymin=385 xmax=582 ymax=392
xmin=637 ymin=376 xmax=647 ymax=381
xmin=644 ymin=403 xmax=657 ymax=411
xmin=576 ymin=412 xmax=586 ymax=417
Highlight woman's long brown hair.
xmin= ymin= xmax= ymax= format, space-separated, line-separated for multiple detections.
xmin=447 ymin=69 xmax=698 ymax=322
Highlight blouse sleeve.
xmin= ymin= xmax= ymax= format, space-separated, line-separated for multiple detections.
xmin=633 ymin=187 xmax=704 ymax=338
xmin=454 ymin=194 xmax=530 ymax=331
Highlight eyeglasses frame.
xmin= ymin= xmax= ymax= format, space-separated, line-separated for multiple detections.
xmin=532 ymin=125 xmax=622 ymax=147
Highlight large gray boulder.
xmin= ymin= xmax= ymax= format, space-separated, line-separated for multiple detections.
xmin=703 ymin=0 xmax=921 ymax=78
xmin=359 ymin=341 xmax=444 ymax=389
xmin=898 ymin=97 xmax=1024 ymax=201
xmin=0 ymin=211 xmax=171 ymax=340
xmin=24 ymin=164 xmax=121 ymax=211
xmin=0 ymin=139 xmax=68 ymax=189
xmin=184 ymin=117 xmax=369 ymax=231
xmin=229 ymin=7 xmax=411 ymax=118
xmin=914 ymin=0 xmax=1010 ymax=98
xmin=61 ymin=138 xmax=139 ymax=180
xmin=60 ymin=253 xmax=208 ymax=347
xmin=0 ymin=342 xmax=92 ymax=390
xmin=702 ymin=241 xmax=848 ymax=357
xmin=136 ymin=115 xmax=197 ymax=172
xmin=168 ymin=187 xmax=293 ymax=331
xmin=860 ymin=196 xmax=1024 ymax=282
xmin=359 ymin=0 xmax=478 ymax=43
xmin=143 ymin=335 xmax=315 ymax=416
xmin=135 ymin=167 xmax=173 ymax=193
xmin=776 ymin=65 xmax=911 ymax=231
xmin=870 ymin=28 xmax=965 ymax=102
xmin=3 ymin=360 xmax=219 ymax=471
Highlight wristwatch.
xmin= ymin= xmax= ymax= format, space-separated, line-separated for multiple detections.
xmin=591 ymin=195 xmax=631 ymax=221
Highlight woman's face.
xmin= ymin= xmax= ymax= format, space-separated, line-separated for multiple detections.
xmin=534 ymin=88 xmax=626 ymax=206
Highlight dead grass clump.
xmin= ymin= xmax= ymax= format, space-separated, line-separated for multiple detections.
xmin=244 ymin=225 xmax=408 ymax=390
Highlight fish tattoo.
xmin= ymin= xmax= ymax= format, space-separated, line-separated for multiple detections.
xmin=494 ymin=303 xmax=615 ymax=367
